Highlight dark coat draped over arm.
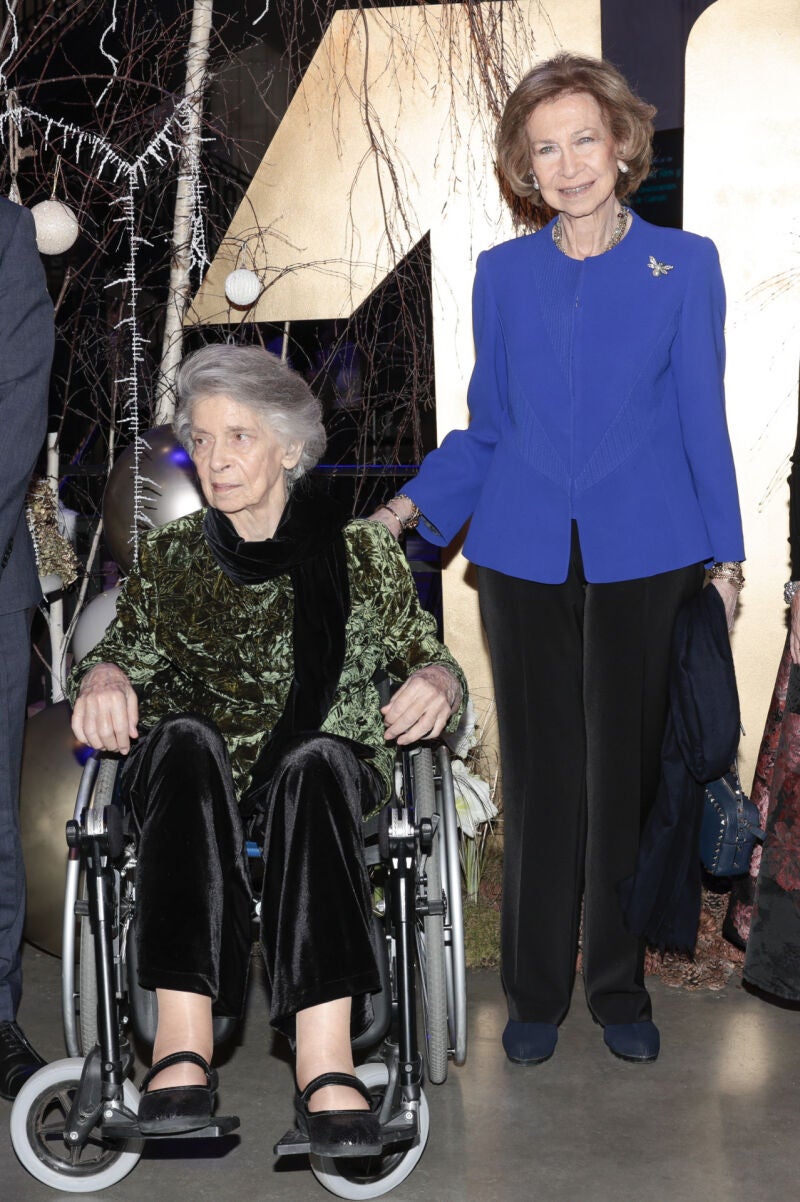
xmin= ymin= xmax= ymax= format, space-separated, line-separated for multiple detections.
xmin=618 ymin=584 xmax=741 ymax=951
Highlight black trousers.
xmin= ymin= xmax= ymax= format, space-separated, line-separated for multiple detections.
xmin=122 ymin=714 xmax=382 ymax=1040
xmin=477 ymin=529 xmax=703 ymax=1025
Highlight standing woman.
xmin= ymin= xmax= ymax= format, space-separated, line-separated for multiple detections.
xmin=373 ymin=54 xmax=744 ymax=1064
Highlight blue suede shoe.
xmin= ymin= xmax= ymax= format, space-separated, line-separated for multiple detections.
xmin=603 ymin=1020 xmax=660 ymax=1062
xmin=502 ymin=1020 xmax=558 ymax=1065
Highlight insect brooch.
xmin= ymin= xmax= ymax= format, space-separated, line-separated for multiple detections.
xmin=648 ymin=255 xmax=673 ymax=277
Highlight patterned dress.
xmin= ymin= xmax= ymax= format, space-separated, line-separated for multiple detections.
xmin=736 ymin=641 xmax=800 ymax=999
xmin=730 ymin=417 xmax=800 ymax=999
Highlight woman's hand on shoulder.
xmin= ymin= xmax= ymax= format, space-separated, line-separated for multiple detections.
xmin=709 ymin=578 xmax=739 ymax=632
xmin=381 ymin=664 xmax=462 ymax=745
xmin=367 ymin=509 xmax=401 ymax=540
xmin=368 ymin=496 xmax=417 ymax=542
xmin=71 ymin=662 xmax=139 ymax=754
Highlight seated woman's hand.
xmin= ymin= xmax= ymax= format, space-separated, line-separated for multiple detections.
xmin=71 ymin=662 xmax=139 ymax=754
xmin=381 ymin=664 xmax=462 ymax=745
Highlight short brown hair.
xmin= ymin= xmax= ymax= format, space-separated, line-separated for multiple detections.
xmin=496 ymin=53 xmax=656 ymax=218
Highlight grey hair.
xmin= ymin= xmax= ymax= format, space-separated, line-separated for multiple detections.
xmin=173 ymin=343 xmax=327 ymax=487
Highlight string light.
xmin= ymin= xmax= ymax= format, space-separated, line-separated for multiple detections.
xmin=0 ymin=98 xmax=208 ymax=563
xmin=96 ymin=0 xmax=120 ymax=104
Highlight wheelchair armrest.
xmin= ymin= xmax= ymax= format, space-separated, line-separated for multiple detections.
xmin=372 ymin=668 xmax=399 ymax=709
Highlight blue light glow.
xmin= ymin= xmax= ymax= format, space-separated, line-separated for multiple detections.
xmin=168 ymin=447 xmax=192 ymax=467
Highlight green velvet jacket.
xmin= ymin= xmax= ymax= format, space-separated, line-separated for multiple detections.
xmin=69 ymin=511 xmax=466 ymax=806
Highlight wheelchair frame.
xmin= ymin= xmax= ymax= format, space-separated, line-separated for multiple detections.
xmin=10 ymin=740 xmax=466 ymax=1199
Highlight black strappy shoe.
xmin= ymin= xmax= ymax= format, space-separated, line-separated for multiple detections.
xmin=137 ymin=1051 xmax=218 ymax=1134
xmin=295 ymin=1072 xmax=382 ymax=1158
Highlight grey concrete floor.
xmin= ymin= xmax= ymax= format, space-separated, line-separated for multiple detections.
xmin=2 ymin=944 xmax=798 ymax=1202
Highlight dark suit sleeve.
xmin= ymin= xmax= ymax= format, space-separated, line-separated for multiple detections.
xmin=0 ymin=202 xmax=54 ymax=563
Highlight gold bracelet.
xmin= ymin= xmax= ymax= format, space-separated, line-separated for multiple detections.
xmin=394 ymin=494 xmax=421 ymax=530
xmin=707 ymin=561 xmax=745 ymax=590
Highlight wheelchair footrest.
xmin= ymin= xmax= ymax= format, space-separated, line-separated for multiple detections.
xmin=104 ymin=1115 xmax=240 ymax=1140
xmin=274 ymin=1110 xmax=418 ymax=1158
xmin=273 ymin=1126 xmax=312 ymax=1156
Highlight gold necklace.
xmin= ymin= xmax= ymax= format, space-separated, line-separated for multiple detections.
xmin=552 ymin=207 xmax=630 ymax=257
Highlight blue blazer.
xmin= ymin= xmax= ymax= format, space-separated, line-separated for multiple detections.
xmin=0 ymin=199 xmax=54 ymax=614
xmin=405 ymin=214 xmax=744 ymax=584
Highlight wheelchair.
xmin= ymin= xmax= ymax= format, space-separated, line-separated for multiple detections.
xmin=10 ymin=731 xmax=467 ymax=1198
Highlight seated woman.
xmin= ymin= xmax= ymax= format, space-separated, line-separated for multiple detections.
xmin=69 ymin=344 xmax=465 ymax=1157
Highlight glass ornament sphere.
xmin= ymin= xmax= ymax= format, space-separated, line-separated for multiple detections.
xmin=102 ymin=426 xmax=204 ymax=573
xmin=20 ymin=702 xmax=88 ymax=955
xmin=70 ymin=586 xmax=122 ymax=663
xmin=30 ymin=199 xmax=80 ymax=255
xmin=224 ymin=267 xmax=262 ymax=307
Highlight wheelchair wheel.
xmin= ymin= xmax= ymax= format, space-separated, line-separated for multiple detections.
xmin=436 ymin=746 xmax=468 ymax=1066
xmin=77 ymin=756 xmax=119 ymax=1055
xmin=411 ymin=747 xmax=449 ymax=1084
xmin=78 ymin=902 xmax=98 ymax=1054
xmin=10 ymin=1058 xmax=143 ymax=1192
xmin=310 ymin=1062 xmax=430 ymax=1199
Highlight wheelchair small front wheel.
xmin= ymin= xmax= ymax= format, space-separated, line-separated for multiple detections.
xmin=10 ymin=1058 xmax=143 ymax=1192
xmin=310 ymin=1062 xmax=430 ymax=1199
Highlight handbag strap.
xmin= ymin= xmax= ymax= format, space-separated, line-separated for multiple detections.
xmin=727 ymin=757 xmax=767 ymax=841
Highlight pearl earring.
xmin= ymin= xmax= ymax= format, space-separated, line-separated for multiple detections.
xmin=617 ymin=160 xmax=629 ymax=174
xmin=530 ymin=172 xmax=540 ymax=190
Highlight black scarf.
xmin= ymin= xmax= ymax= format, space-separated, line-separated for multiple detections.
xmin=202 ymin=478 xmax=351 ymax=816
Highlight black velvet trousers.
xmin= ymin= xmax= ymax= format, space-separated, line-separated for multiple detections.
xmin=122 ymin=714 xmax=382 ymax=1039
xmin=477 ymin=528 xmax=704 ymax=1026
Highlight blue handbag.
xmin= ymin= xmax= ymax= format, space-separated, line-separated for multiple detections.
xmin=700 ymin=762 xmax=766 ymax=876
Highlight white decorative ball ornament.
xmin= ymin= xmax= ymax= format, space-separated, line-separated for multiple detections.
xmin=20 ymin=701 xmax=89 ymax=956
xmin=102 ymin=426 xmax=204 ymax=573
xmin=224 ymin=267 xmax=262 ymax=307
xmin=71 ymin=586 xmax=122 ymax=663
xmin=30 ymin=199 xmax=80 ymax=255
